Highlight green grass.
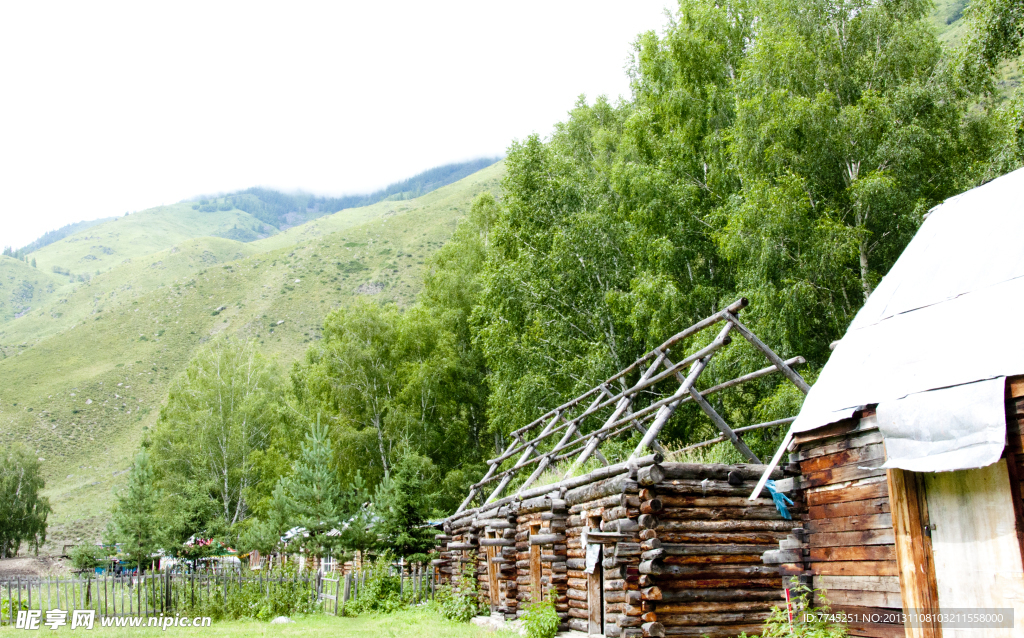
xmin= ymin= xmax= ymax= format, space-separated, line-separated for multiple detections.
xmin=0 ymin=609 xmax=516 ymax=638
xmin=30 ymin=206 xmax=279 ymax=279
xmin=0 ymin=256 xmax=65 ymax=323
xmin=0 ymin=161 xmax=505 ymax=550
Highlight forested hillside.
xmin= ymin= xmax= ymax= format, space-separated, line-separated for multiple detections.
xmin=0 ymin=162 xmax=504 ymax=548
xmin=0 ymin=0 xmax=1020 ymax=566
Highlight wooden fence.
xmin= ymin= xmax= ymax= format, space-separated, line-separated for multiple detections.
xmin=0 ymin=564 xmax=437 ymax=624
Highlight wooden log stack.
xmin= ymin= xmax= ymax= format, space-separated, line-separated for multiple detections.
xmin=442 ymin=460 xmax=808 ymax=637
xmin=647 ymin=462 xmax=800 ymax=637
xmin=564 ymin=469 xmax=645 ymax=637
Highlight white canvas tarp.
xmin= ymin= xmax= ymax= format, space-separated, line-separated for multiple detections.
xmin=877 ymin=378 xmax=1007 ymax=472
xmin=788 ymin=167 xmax=1024 ymax=472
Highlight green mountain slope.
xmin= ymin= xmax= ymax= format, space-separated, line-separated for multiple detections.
xmin=0 ymin=257 xmax=65 ymax=324
xmin=0 ymin=161 xmax=505 ymax=548
xmin=31 ymin=205 xmax=276 ymax=279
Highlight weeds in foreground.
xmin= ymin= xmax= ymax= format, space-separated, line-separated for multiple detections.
xmin=741 ymin=580 xmax=848 ymax=638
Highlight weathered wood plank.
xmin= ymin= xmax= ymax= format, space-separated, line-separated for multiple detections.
xmin=886 ymin=468 xmax=941 ymax=638
xmin=808 ymin=545 xmax=895 ymax=562
xmin=808 ymin=496 xmax=890 ymax=520
xmin=808 ymin=529 xmax=895 ymax=548
xmin=806 ymin=513 xmax=893 ymax=534
xmin=810 ymin=560 xmax=898 ymax=577
xmin=799 ymin=443 xmax=884 ymax=474
xmin=801 ymin=465 xmax=887 ymax=489
xmin=814 ymin=575 xmax=900 ymax=592
xmin=790 ymin=430 xmax=884 ymax=462
xmin=823 ymin=589 xmax=902 ymax=609
xmin=806 ymin=481 xmax=889 ymax=507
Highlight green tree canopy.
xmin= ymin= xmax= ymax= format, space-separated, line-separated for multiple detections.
xmin=0 ymin=446 xmax=51 ymax=558
xmin=111 ymin=449 xmax=160 ymax=573
xmin=151 ymin=339 xmax=294 ymax=547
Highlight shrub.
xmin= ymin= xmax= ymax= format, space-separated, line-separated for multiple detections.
xmin=346 ymin=551 xmax=403 ymax=615
xmin=435 ymin=583 xmax=478 ymax=623
xmin=750 ymin=580 xmax=848 ymax=638
xmin=2 ymin=595 xmax=28 ymax=620
xmin=522 ymin=591 xmax=559 ymax=638
xmin=434 ymin=552 xmax=485 ymax=623
xmin=173 ymin=565 xmax=320 ymax=621
xmin=69 ymin=544 xmax=106 ymax=573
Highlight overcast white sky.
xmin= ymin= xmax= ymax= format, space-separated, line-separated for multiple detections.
xmin=0 ymin=1 xmax=674 ymax=250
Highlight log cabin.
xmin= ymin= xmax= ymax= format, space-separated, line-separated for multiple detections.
xmin=753 ymin=167 xmax=1024 ymax=638
xmin=437 ymin=301 xmax=812 ymax=637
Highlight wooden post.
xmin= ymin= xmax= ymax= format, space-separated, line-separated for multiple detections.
xmin=887 ymin=468 xmax=941 ymax=638
xmin=334 ymin=574 xmax=341 ymax=615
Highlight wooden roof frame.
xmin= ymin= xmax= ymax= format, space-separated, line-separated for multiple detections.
xmin=453 ymin=298 xmax=810 ymax=516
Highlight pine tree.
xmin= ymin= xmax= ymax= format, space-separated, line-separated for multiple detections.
xmin=278 ymin=418 xmax=344 ymax=561
xmin=111 ymin=449 xmax=161 ymax=573
xmin=372 ymin=451 xmax=436 ymax=558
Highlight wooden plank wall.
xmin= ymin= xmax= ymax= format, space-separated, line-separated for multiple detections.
xmin=790 ymin=414 xmax=903 ymax=638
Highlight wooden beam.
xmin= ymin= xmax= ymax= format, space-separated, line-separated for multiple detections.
xmin=722 ymin=310 xmax=810 ymax=393
xmin=483 ymin=410 xmax=565 ymax=504
xmin=518 ymin=392 xmax=607 ymax=494
xmin=629 ymin=322 xmax=733 ymax=459
xmin=887 ymin=468 xmax=941 ymax=638
xmin=686 ymin=386 xmax=760 ymax=463
xmin=630 ymin=354 xmax=712 ymax=459
xmin=567 ymin=350 xmax=667 ymax=475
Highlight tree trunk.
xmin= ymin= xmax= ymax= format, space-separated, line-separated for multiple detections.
xmin=859 ymin=237 xmax=873 ymax=301
xmin=373 ymin=414 xmax=390 ymax=476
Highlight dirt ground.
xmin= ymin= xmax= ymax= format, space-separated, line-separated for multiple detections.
xmin=0 ymin=556 xmax=69 ymax=578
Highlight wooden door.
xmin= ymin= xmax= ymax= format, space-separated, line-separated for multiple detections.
xmin=924 ymin=459 xmax=1024 ymax=637
xmin=587 ymin=543 xmax=603 ymax=634
xmin=530 ymin=524 xmax=542 ymax=602
xmin=485 ymin=532 xmax=500 ymax=609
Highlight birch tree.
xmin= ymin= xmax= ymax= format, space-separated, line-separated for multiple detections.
xmin=151 ymin=339 xmax=291 ymax=543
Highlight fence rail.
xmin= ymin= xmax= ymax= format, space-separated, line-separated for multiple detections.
xmin=0 ymin=564 xmax=437 ymax=624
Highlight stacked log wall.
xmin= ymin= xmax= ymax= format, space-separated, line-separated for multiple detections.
xmin=442 ymin=513 xmax=478 ymax=592
xmin=445 ymin=459 xmax=805 ymax=637
xmin=473 ymin=506 xmax=519 ymax=617
xmin=564 ymin=469 xmax=650 ymax=638
xmin=646 ymin=462 xmax=799 ymax=638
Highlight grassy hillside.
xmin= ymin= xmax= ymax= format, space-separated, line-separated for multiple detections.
xmin=0 ymin=161 xmax=505 ymax=549
xmin=0 ymin=257 xmax=65 ymax=324
xmin=30 ymin=205 xmax=277 ymax=279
